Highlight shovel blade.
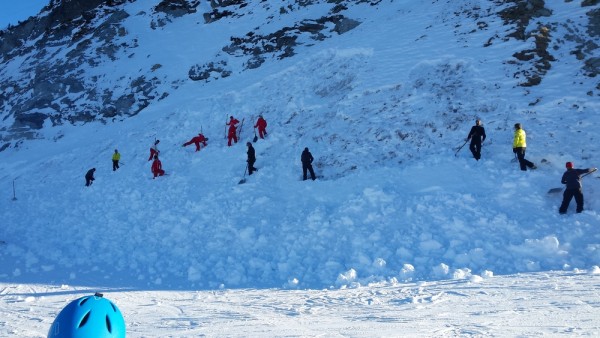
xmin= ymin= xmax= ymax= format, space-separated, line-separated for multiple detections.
xmin=548 ymin=187 xmax=563 ymax=194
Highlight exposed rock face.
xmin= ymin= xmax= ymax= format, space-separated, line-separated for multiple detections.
xmin=0 ymin=0 xmax=366 ymax=149
xmin=152 ymin=0 xmax=200 ymax=28
xmin=494 ymin=0 xmax=554 ymax=86
xmin=0 ymin=0 xmax=173 ymax=148
xmin=193 ymin=1 xmax=361 ymax=82
xmin=583 ymin=8 xmax=600 ymax=78
xmin=0 ymin=0 xmax=597 ymax=150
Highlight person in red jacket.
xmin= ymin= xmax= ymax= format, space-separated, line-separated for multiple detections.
xmin=151 ymin=155 xmax=165 ymax=178
xmin=182 ymin=133 xmax=208 ymax=152
xmin=226 ymin=116 xmax=239 ymax=146
xmin=148 ymin=139 xmax=160 ymax=161
xmin=254 ymin=115 xmax=268 ymax=139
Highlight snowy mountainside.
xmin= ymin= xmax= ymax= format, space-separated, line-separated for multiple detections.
xmin=0 ymin=0 xmax=600 ymax=291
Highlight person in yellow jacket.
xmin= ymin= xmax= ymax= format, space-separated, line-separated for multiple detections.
xmin=512 ymin=123 xmax=536 ymax=171
xmin=112 ymin=149 xmax=121 ymax=171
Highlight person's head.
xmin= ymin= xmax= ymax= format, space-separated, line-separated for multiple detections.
xmin=230 ymin=116 xmax=234 ymax=120
xmin=514 ymin=123 xmax=521 ymax=130
xmin=114 ymin=149 xmax=118 ymax=153
xmin=246 ymin=142 xmax=251 ymax=146
xmin=259 ymin=114 xmax=263 ymax=118
xmin=154 ymin=155 xmax=158 ymax=160
xmin=47 ymin=293 xmax=126 ymax=338
xmin=155 ymin=139 xmax=160 ymax=145
xmin=476 ymin=119 xmax=481 ymax=126
xmin=566 ymin=162 xmax=573 ymax=169
xmin=304 ymin=147 xmax=309 ymax=152
xmin=92 ymin=168 xmax=96 ymax=172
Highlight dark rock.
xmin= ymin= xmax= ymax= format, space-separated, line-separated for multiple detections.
xmin=155 ymin=0 xmax=200 ymax=17
xmin=13 ymin=112 xmax=48 ymax=130
xmin=584 ymin=57 xmax=600 ymax=76
xmin=582 ymin=0 xmax=599 ymax=6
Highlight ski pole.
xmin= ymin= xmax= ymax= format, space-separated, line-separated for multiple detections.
xmin=12 ymin=178 xmax=17 ymax=201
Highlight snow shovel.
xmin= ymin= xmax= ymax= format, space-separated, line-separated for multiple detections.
xmin=238 ymin=164 xmax=248 ymax=184
xmin=253 ymin=128 xmax=258 ymax=143
xmin=547 ymin=168 xmax=598 ymax=194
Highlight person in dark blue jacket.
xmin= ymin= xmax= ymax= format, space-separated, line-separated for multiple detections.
xmin=559 ymin=162 xmax=597 ymax=214
xmin=466 ymin=119 xmax=486 ymax=160
xmin=301 ymin=147 xmax=316 ymax=181
xmin=246 ymin=142 xmax=258 ymax=175
xmin=85 ymin=168 xmax=96 ymax=187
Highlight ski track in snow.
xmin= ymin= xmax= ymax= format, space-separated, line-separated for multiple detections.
xmin=2 ymin=271 xmax=600 ymax=337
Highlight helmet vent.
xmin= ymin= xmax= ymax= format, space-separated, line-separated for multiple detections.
xmin=79 ymin=297 xmax=90 ymax=306
xmin=78 ymin=311 xmax=91 ymax=328
xmin=110 ymin=302 xmax=117 ymax=312
xmin=106 ymin=315 xmax=113 ymax=333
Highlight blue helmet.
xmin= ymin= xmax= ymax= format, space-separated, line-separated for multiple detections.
xmin=48 ymin=293 xmax=126 ymax=338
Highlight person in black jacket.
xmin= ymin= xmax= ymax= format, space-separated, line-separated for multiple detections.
xmin=466 ymin=119 xmax=486 ymax=160
xmin=85 ymin=168 xmax=96 ymax=187
xmin=559 ymin=162 xmax=597 ymax=214
xmin=301 ymin=147 xmax=316 ymax=181
xmin=246 ymin=142 xmax=258 ymax=175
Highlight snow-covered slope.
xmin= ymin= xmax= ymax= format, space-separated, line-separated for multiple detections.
xmin=2 ymin=0 xmax=599 ymax=289
xmin=1 ymin=0 xmax=600 ymax=335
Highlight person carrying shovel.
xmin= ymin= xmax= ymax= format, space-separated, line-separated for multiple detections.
xmin=558 ymin=161 xmax=597 ymax=214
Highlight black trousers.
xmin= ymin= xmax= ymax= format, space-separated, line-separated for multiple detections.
xmin=469 ymin=141 xmax=482 ymax=160
xmin=303 ymin=163 xmax=316 ymax=181
xmin=559 ymin=188 xmax=584 ymax=213
xmin=248 ymin=160 xmax=257 ymax=175
xmin=515 ymin=147 xmax=535 ymax=171
xmin=85 ymin=178 xmax=94 ymax=186
xmin=113 ymin=160 xmax=119 ymax=171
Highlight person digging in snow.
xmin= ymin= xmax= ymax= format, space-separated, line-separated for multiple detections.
xmin=112 ymin=149 xmax=121 ymax=171
xmin=301 ymin=147 xmax=316 ymax=181
xmin=254 ymin=115 xmax=268 ymax=139
xmin=466 ymin=119 xmax=486 ymax=161
xmin=226 ymin=116 xmax=240 ymax=146
xmin=85 ymin=168 xmax=96 ymax=186
xmin=246 ymin=142 xmax=258 ymax=175
xmin=148 ymin=139 xmax=160 ymax=161
xmin=182 ymin=133 xmax=208 ymax=152
xmin=558 ymin=162 xmax=597 ymax=214
xmin=512 ymin=123 xmax=536 ymax=171
xmin=151 ymin=155 xmax=165 ymax=179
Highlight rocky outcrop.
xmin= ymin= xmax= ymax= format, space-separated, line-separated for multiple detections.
xmin=495 ymin=0 xmax=555 ymax=87
xmin=582 ymin=8 xmax=600 ymax=78
xmin=152 ymin=0 xmax=200 ymax=28
xmin=0 ymin=0 xmax=164 ymax=148
xmin=191 ymin=12 xmax=360 ymax=81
